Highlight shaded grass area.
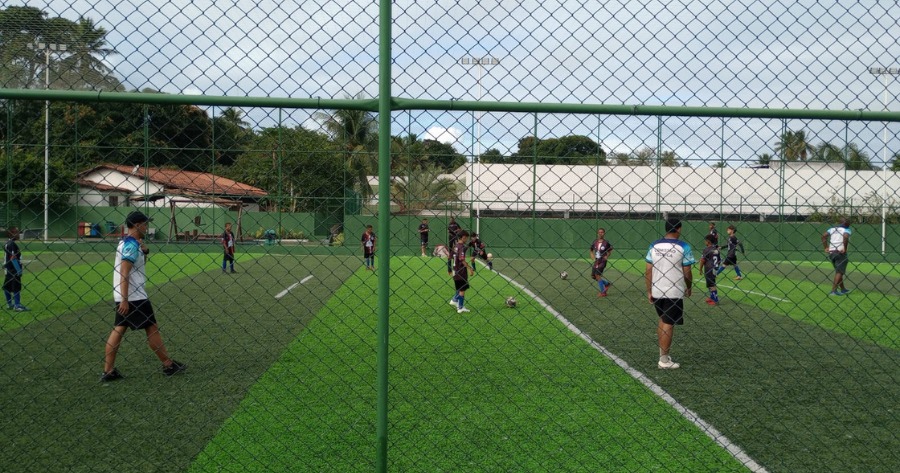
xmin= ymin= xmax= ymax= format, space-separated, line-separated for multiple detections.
xmin=0 ymin=254 xmax=357 ymax=473
xmin=529 ymin=257 xmax=900 ymax=473
xmin=189 ymin=256 xmax=749 ymax=472
xmin=2 ymin=252 xmax=261 ymax=331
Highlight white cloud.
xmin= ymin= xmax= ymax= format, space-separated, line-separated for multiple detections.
xmin=424 ymin=126 xmax=463 ymax=145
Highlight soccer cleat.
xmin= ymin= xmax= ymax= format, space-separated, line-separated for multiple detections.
xmin=705 ymin=297 xmax=713 ymax=303
xmin=100 ymin=368 xmax=124 ymax=382
xmin=734 ymin=276 xmax=743 ymax=281
xmin=162 ymin=360 xmax=187 ymax=376
xmin=658 ymin=358 xmax=680 ymax=369
xmin=600 ymin=291 xmax=608 ymax=297
xmin=706 ymin=300 xmax=717 ymax=306
xmin=828 ymin=291 xmax=842 ymax=297
xmin=13 ymin=305 xmax=29 ymax=312
xmin=840 ymin=289 xmax=852 ymax=295
xmin=230 ymin=269 xmax=237 ymax=273
xmin=449 ymin=299 xmax=458 ymax=307
xmin=456 ymin=307 xmax=470 ymax=314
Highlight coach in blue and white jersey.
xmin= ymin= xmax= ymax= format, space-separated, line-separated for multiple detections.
xmin=822 ymin=217 xmax=852 ymax=296
xmin=645 ymin=218 xmax=695 ymax=370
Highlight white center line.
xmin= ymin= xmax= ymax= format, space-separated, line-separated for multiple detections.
xmin=275 ymin=275 xmax=314 ymax=299
xmin=718 ymin=285 xmax=787 ymax=302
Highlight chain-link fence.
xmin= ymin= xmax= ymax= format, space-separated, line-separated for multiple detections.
xmin=1 ymin=1 xmax=899 ymax=472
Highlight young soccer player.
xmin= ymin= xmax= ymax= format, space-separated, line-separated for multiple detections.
xmin=822 ymin=217 xmax=852 ymax=296
xmin=699 ymin=235 xmax=720 ymax=305
xmin=448 ymin=230 xmax=474 ymax=314
xmin=221 ymin=222 xmax=236 ymax=273
xmin=717 ymin=225 xmax=745 ymax=280
xmin=447 ymin=217 xmax=460 ymax=248
xmin=706 ymin=222 xmax=719 ymax=246
xmin=589 ymin=228 xmax=613 ymax=297
xmin=3 ymin=227 xmax=28 ymax=311
xmin=361 ymin=225 xmax=376 ymax=270
xmin=418 ymin=218 xmax=430 ymax=257
xmin=468 ymin=233 xmax=493 ymax=271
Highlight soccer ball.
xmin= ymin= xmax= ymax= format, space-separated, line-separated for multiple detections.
xmin=505 ymin=296 xmax=517 ymax=308
xmin=487 ymin=253 xmax=493 ymax=260
xmin=560 ymin=271 xmax=568 ymax=280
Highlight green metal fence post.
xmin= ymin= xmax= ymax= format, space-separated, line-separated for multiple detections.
xmin=376 ymin=0 xmax=392 ymax=470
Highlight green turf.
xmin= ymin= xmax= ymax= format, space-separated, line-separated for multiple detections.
xmin=525 ymin=256 xmax=900 ymax=473
xmin=188 ymin=257 xmax=750 ymax=472
xmin=1 ymin=252 xmax=262 ymax=331
xmin=0 ymin=253 xmax=356 ymax=473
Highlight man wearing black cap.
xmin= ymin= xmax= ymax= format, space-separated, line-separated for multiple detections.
xmin=645 ymin=218 xmax=695 ymax=369
xmin=101 ymin=210 xmax=185 ymax=382
xmin=3 ymin=226 xmax=28 ymax=311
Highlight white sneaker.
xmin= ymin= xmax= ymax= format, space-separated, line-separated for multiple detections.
xmin=449 ymin=299 xmax=458 ymax=307
xmin=457 ymin=307 xmax=471 ymax=314
xmin=658 ymin=358 xmax=680 ymax=369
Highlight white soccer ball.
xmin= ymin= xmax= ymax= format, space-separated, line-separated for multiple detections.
xmin=560 ymin=271 xmax=568 ymax=280
xmin=487 ymin=253 xmax=493 ymax=260
xmin=505 ymin=296 xmax=517 ymax=308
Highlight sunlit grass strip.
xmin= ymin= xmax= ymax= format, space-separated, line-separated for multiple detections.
xmin=189 ymin=257 xmax=750 ymax=472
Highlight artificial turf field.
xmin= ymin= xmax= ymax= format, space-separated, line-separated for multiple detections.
xmin=0 ymin=247 xmax=897 ymax=472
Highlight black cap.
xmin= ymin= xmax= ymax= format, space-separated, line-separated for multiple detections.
xmin=125 ymin=211 xmax=152 ymax=227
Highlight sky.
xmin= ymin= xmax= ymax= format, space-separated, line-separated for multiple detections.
xmin=33 ymin=0 xmax=900 ymax=165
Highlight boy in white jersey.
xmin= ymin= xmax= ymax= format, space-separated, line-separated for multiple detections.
xmin=101 ymin=211 xmax=185 ymax=382
xmin=645 ymin=218 xmax=694 ymax=369
xmin=822 ymin=217 xmax=851 ymax=296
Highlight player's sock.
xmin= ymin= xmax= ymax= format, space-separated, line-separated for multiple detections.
xmin=711 ymin=290 xmax=718 ymax=303
xmin=4 ymin=291 xmax=11 ymax=305
xmin=13 ymin=293 xmax=21 ymax=306
xmin=735 ymin=266 xmax=743 ymax=277
xmin=457 ymin=295 xmax=464 ymax=309
xmin=598 ymin=280 xmax=606 ymax=293
xmin=452 ymin=293 xmax=459 ymax=303
xmin=716 ymin=266 xmax=724 ymax=275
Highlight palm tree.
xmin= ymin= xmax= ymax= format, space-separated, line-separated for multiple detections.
xmin=390 ymin=164 xmax=460 ymax=214
xmin=812 ymin=142 xmax=843 ymax=162
xmin=774 ymin=130 xmax=814 ymax=161
xmin=757 ymin=153 xmax=772 ymax=166
xmin=314 ymin=93 xmax=378 ymax=197
xmin=56 ymin=17 xmax=121 ymax=91
xmin=891 ymin=152 xmax=900 ymax=172
xmin=843 ymin=143 xmax=874 ymax=171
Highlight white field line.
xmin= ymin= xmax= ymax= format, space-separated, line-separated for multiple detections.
xmin=275 ymin=275 xmax=314 ymax=299
xmin=718 ymin=285 xmax=788 ymax=303
xmin=489 ymin=264 xmax=770 ymax=473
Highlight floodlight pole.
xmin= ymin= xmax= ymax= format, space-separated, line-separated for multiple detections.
xmin=460 ymin=56 xmax=500 ymax=235
xmin=869 ymin=66 xmax=899 ymax=255
xmin=29 ymin=42 xmax=67 ymax=242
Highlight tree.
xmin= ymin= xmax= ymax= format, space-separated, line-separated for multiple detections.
xmin=56 ymin=17 xmax=122 ymax=91
xmin=212 ymin=107 xmax=250 ymax=167
xmin=390 ymin=164 xmax=460 ymax=214
xmin=478 ymin=148 xmax=504 ymax=163
xmin=774 ymin=130 xmax=814 ymax=161
xmin=658 ymin=150 xmax=683 ymax=167
xmin=757 ymin=153 xmax=772 ymax=166
xmin=509 ymin=135 xmax=606 ymax=165
xmin=843 ymin=143 xmax=874 ymax=171
xmin=812 ymin=142 xmax=843 ymax=163
xmin=389 ymin=134 xmax=465 ymax=173
xmin=890 ymin=152 xmax=900 ymax=172
xmin=313 ymin=93 xmax=378 ymax=197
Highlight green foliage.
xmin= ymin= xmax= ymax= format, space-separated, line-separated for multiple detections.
xmin=313 ymin=93 xmax=378 ymax=197
xmin=391 ymin=134 xmax=466 ymax=172
xmin=775 ymin=129 xmax=814 ymax=161
xmin=390 ymin=164 xmax=461 ymax=214
xmin=508 ymin=135 xmax=607 ymax=165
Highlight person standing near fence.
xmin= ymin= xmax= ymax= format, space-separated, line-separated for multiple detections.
xmin=645 ymin=218 xmax=694 ymax=370
xmin=222 ymin=222 xmax=236 ymax=273
xmin=3 ymin=227 xmax=28 ymax=312
xmin=362 ymin=225 xmax=376 ymax=270
xmin=102 ymin=211 xmax=185 ymax=382
xmin=822 ymin=217 xmax=852 ymax=296
xmin=699 ymin=235 xmax=720 ymax=306
xmin=418 ymin=218 xmax=430 ymax=257
xmin=589 ymin=228 xmax=614 ymax=297
xmin=706 ymin=221 xmax=719 ymax=246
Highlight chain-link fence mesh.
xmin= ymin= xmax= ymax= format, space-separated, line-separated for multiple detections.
xmin=1 ymin=1 xmax=899 ymax=472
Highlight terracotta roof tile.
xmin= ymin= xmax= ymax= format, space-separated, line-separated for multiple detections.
xmin=91 ymin=164 xmax=267 ymax=197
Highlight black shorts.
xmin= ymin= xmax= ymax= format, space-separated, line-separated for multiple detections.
xmin=704 ymin=272 xmax=717 ymax=288
xmin=591 ymin=260 xmax=607 ymax=278
xmin=420 ymin=236 xmax=428 ymax=246
xmin=723 ymin=254 xmax=738 ymax=266
xmin=3 ymin=273 xmax=22 ymax=293
xmin=364 ymin=250 xmax=375 ymax=258
xmin=653 ymin=298 xmax=684 ymax=325
xmin=114 ymin=299 xmax=157 ymax=330
xmin=829 ymin=252 xmax=848 ymax=274
xmin=454 ymin=277 xmax=470 ymax=292
xmin=223 ymin=252 xmax=234 ymax=262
